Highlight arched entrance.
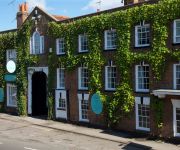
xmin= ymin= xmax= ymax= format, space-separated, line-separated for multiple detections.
xmin=32 ymin=71 xmax=47 ymax=116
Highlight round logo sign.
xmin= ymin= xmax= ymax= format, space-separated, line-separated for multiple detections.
xmin=6 ymin=60 xmax=16 ymax=73
xmin=91 ymin=93 xmax=103 ymax=115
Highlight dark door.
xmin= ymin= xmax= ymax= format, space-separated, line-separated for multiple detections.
xmin=32 ymin=72 xmax=47 ymax=116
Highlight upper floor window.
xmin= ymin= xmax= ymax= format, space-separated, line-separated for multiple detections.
xmin=6 ymin=49 xmax=16 ymax=62
xmin=104 ymin=30 xmax=117 ymax=50
xmin=78 ymin=34 xmax=88 ymax=52
xmin=173 ymin=19 xmax=180 ymax=44
xmin=30 ymin=31 xmax=44 ymax=54
xmin=105 ymin=65 xmax=117 ymax=91
xmin=56 ymin=38 xmax=65 ymax=55
xmin=78 ymin=67 xmax=88 ymax=90
xmin=173 ymin=64 xmax=180 ymax=89
xmin=135 ymin=24 xmax=150 ymax=47
xmin=135 ymin=63 xmax=149 ymax=92
xmin=57 ymin=68 xmax=65 ymax=89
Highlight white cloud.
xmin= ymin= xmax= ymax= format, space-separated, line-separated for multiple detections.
xmin=26 ymin=0 xmax=53 ymax=11
xmin=83 ymin=0 xmax=124 ymax=11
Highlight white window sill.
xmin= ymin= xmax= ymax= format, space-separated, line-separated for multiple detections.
xmin=104 ymin=47 xmax=116 ymax=50
xmin=57 ymin=52 xmax=65 ymax=55
xmin=136 ymin=89 xmax=149 ymax=93
xmin=174 ymin=133 xmax=180 ymax=137
xmin=173 ymin=42 xmax=180 ymax=44
xmin=135 ymin=44 xmax=150 ymax=48
xmin=78 ymin=50 xmax=88 ymax=53
xmin=79 ymin=119 xmax=89 ymax=122
xmin=78 ymin=88 xmax=88 ymax=90
xmin=7 ymin=104 xmax=17 ymax=108
xmin=136 ymin=127 xmax=150 ymax=132
xmin=30 ymin=53 xmax=44 ymax=55
xmin=57 ymin=87 xmax=65 ymax=90
xmin=105 ymin=88 xmax=116 ymax=91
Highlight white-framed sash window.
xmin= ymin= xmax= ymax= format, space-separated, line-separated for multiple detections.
xmin=6 ymin=49 xmax=17 ymax=62
xmin=78 ymin=93 xmax=89 ymax=122
xmin=104 ymin=30 xmax=117 ymax=50
xmin=172 ymin=99 xmax=180 ymax=137
xmin=135 ymin=97 xmax=150 ymax=131
xmin=30 ymin=31 xmax=44 ymax=54
xmin=7 ymin=83 xmax=17 ymax=107
xmin=135 ymin=24 xmax=150 ymax=47
xmin=105 ymin=66 xmax=116 ymax=91
xmin=78 ymin=67 xmax=88 ymax=90
xmin=173 ymin=19 xmax=180 ymax=44
xmin=173 ymin=64 xmax=180 ymax=90
xmin=56 ymin=38 xmax=65 ymax=55
xmin=57 ymin=68 xmax=65 ymax=89
xmin=78 ymin=34 xmax=88 ymax=52
xmin=135 ymin=64 xmax=149 ymax=92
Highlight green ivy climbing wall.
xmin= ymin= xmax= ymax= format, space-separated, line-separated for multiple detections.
xmin=48 ymin=0 xmax=180 ymax=127
xmin=0 ymin=0 xmax=180 ymax=130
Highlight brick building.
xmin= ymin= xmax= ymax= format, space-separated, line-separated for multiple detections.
xmin=1 ymin=0 xmax=180 ymax=138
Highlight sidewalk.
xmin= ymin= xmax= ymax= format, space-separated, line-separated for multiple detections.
xmin=0 ymin=113 xmax=179 ymax=150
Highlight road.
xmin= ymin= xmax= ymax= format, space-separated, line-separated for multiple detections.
xmin=0 ymin=117 xmax=178 ymax=150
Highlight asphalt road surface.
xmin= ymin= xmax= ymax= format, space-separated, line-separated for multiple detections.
xmin=0 ymin=117 xmax=175 ymax=150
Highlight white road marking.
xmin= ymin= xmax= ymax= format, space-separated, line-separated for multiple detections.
xmin=24 ymin=147 xmax=39 ymax=150
xmin=0 ymin=142 xmax=3 ymax=144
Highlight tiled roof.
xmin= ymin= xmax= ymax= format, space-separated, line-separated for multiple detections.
xmin=52 ymin=15 xmax=69 ymax=21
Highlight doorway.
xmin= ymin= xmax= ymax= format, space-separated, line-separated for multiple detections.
xmin=32 ymin=71 xmax=47 ymax=116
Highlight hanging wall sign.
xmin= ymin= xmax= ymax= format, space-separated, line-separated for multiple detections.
xmin=0 ymin=88 xmax=4 ymax=102
xmin=91 ymin=93 xmax=103 ymax=115
xmin=6 ymin=60 xmax=16 ymax=73
xmin=4 ymin=74 xmax=16 ymax=82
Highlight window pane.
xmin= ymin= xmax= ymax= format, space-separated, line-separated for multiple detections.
xmin=106 ymin=66 xmax=116 ymax=89
xmin=58 ymin=68 xmax=65 ymax=88
xmin=138 ymin=104 xmax=150 ymax=129
xmin=176 ymin=108 xmax=180 ymax=133
xmin=58 ymin=38 xmax=65 ymax=54
xmin=137 ymin=65 xmax=149 ymax=91
xmin=81 ymin=99 xmax=88 ymax=120
xmin=136 ymin=25 xmax=150 ymax=46
xmin=79 ymin=67 xmax=88 ymax=89
xmin=105 ymin=30 xmax=117 ymax=49
xmin=80 ymin=35 xmax=88 ymax=52
xmin=7 ymin=84 xmax=17 ymax=107
xmin=34 ymin=32 xmax=41 ymax=54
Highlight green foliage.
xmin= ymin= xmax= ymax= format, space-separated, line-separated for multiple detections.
xmin=17 ymin=94 xmax=27 ymax=116
xmin=0 ymin=0 xmax=180 ymax=129
xmin=16 ymin=21 xmax=39 ymax=116
xmin=48 ymin=93 xmax=54 ymax=120
xmin=48 ymin=0 xmax=180 ymax=127
xmin=0 ymin=31 xmax=17 ymax=111
xmin=104 ymin=83 xmax=134 ymax=127
xmin=151 ymin=96 xmax=164 ymax=130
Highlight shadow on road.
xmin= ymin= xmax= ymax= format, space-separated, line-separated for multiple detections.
xmin=122 ymin=142 xmax=152 ymax=150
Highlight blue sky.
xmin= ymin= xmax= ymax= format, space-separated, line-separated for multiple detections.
xmin=0 ymin=0 xmax=124 ymax=32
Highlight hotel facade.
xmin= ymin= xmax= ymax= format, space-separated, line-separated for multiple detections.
xmin=0 ymin=0 xmax=180 ymax=138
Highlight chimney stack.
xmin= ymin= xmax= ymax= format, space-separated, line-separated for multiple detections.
xmin=16 ymin=2 xmax=29 ymax=28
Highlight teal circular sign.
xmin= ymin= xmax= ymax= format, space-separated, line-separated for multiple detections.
xmin=91 ymin=93 xmax=103 ymax=115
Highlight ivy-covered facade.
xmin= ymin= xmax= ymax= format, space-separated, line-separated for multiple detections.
xmin=1 ymin=0 xmax=180 ymax=138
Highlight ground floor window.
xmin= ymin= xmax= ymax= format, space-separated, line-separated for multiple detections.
xmin=172 ymin=99 xmax=180 ymax=137
xmin=176 ymin=108 xmax=180 ymax=134
xmin=78 ymin=93 xmax=89 ymax=122
xmin=135 ymin=97 xmax=150 ymax=131
xmin=7 ymin=83 xmax=17 ymax=107
xmin=59 ymin=96 xmax=66 ymax=111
